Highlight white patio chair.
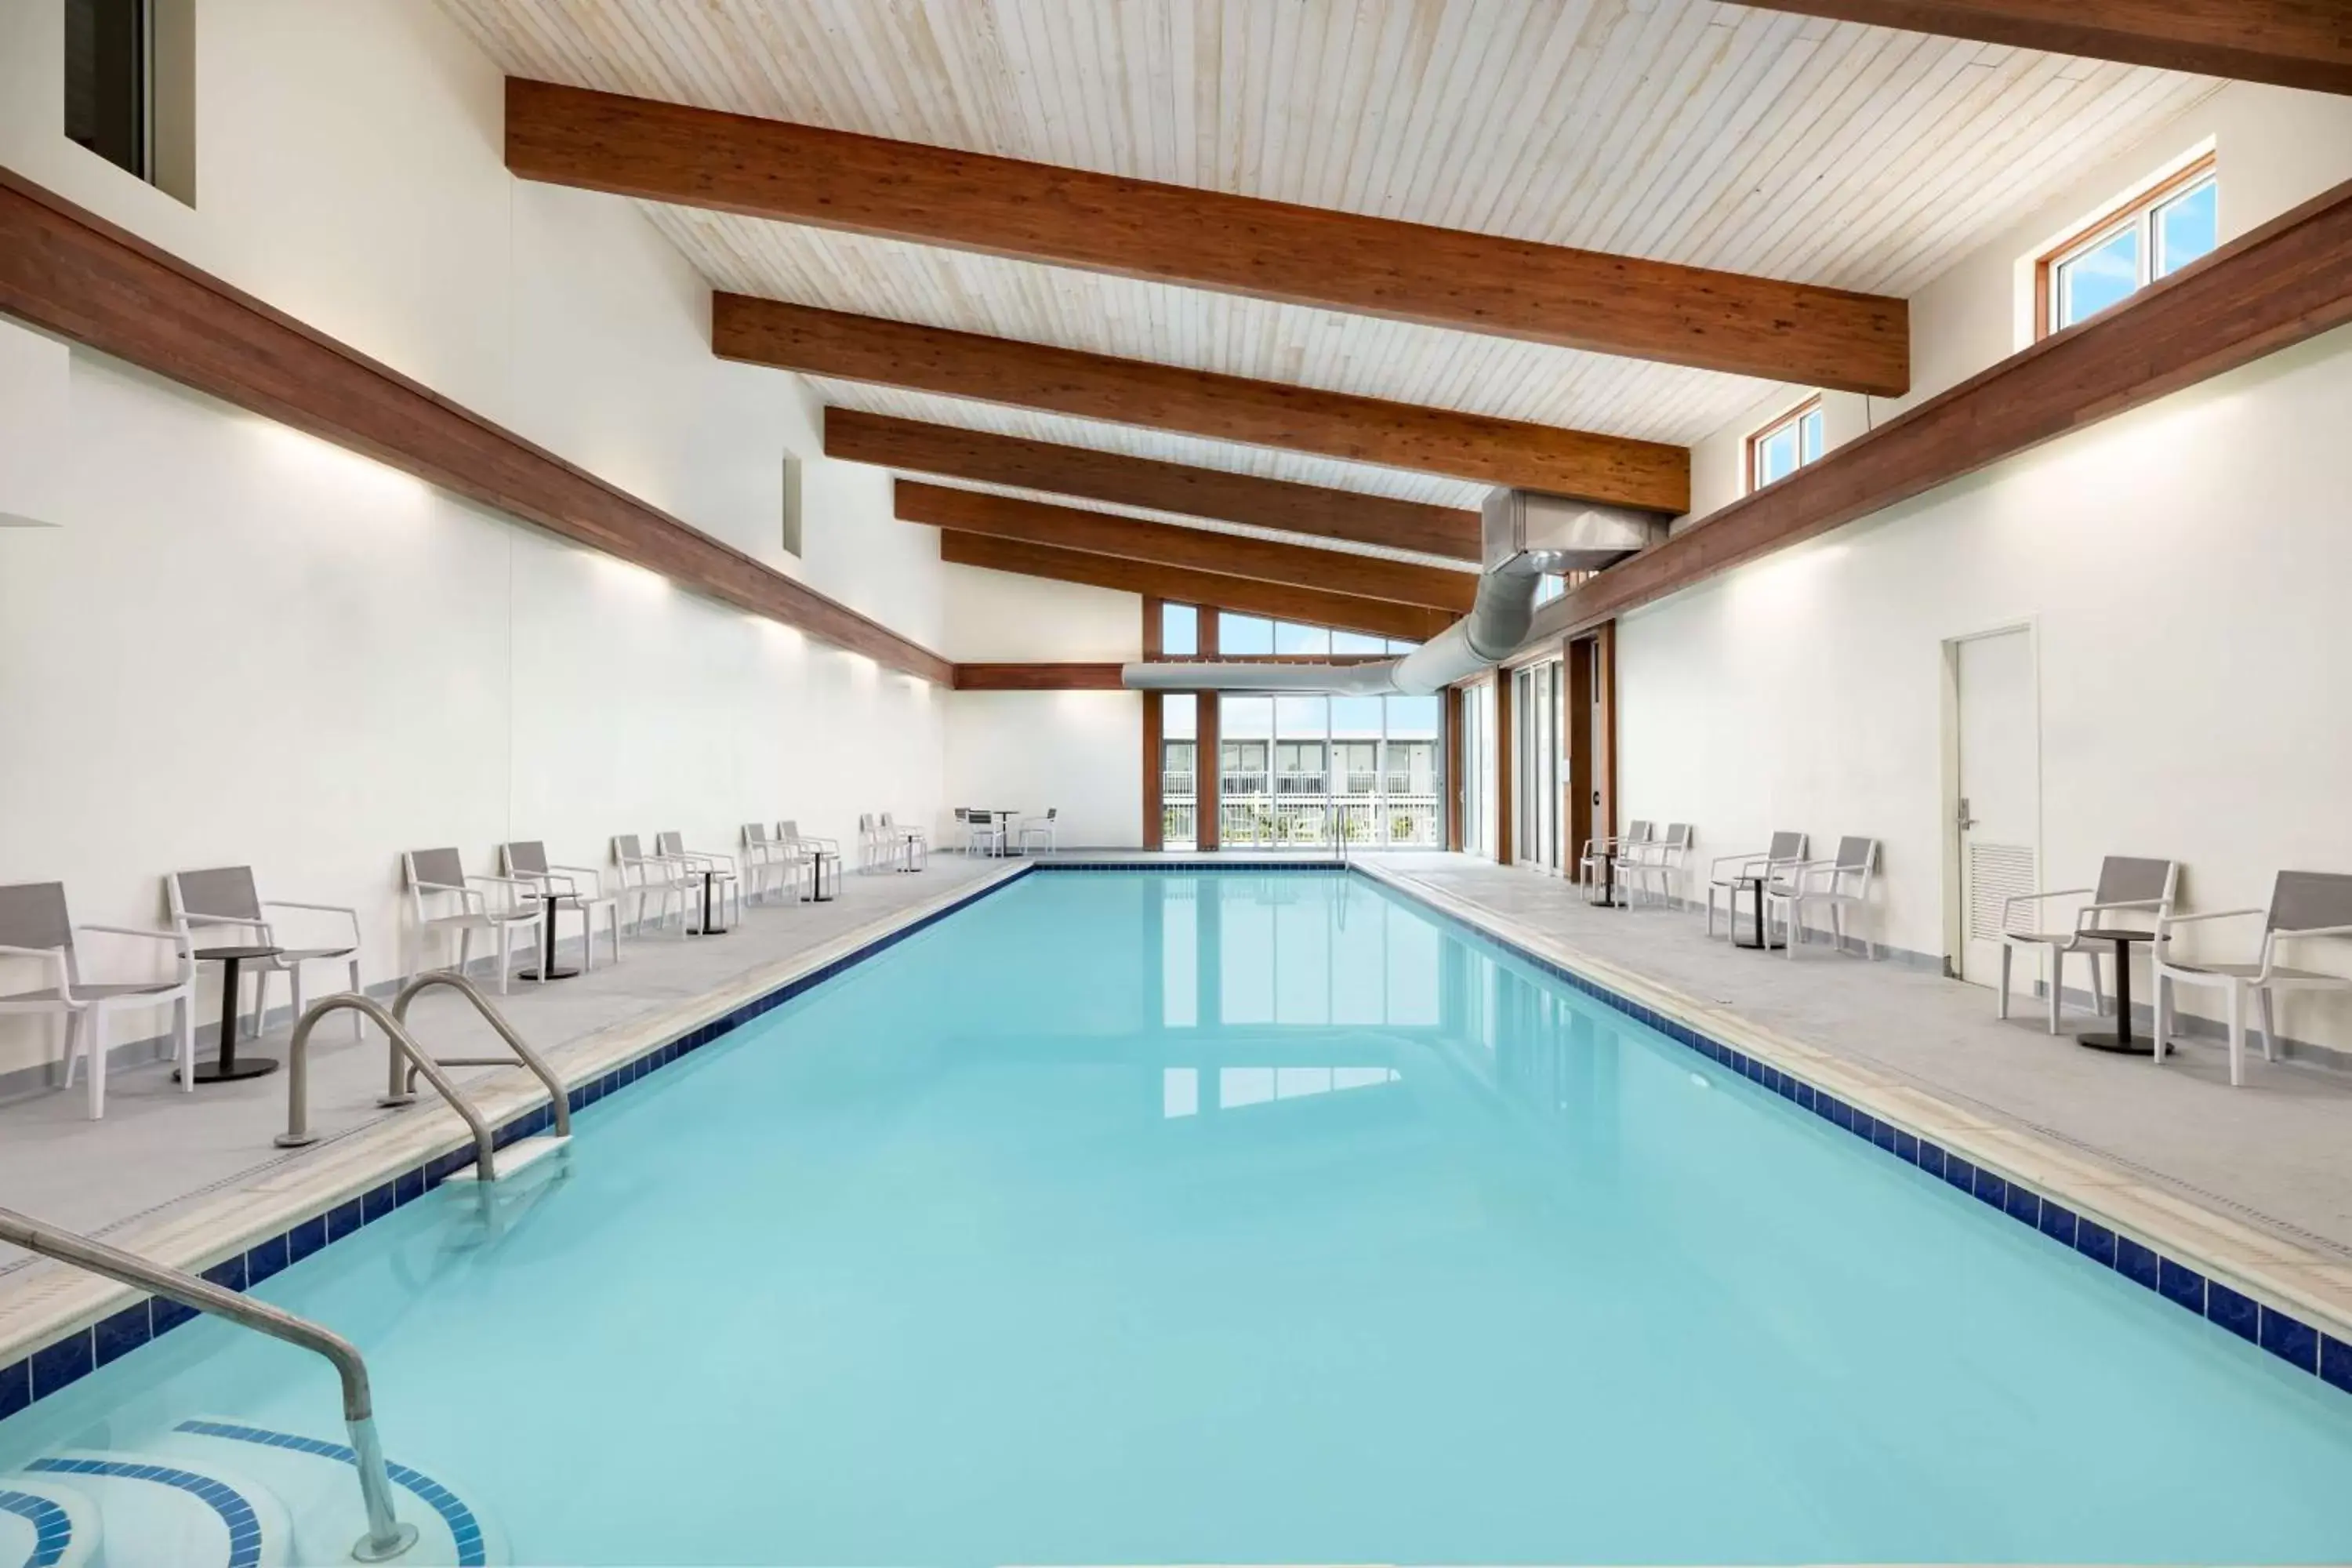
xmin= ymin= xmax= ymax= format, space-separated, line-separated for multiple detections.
xmin=880 ymin=812 xmax=929 ymax=871
xmin=777 ymin=821 xmax=838 ymax=896
xmin=964 ymin=810 xmax=1007 ymax=858
xmin=168 ymin=865 xmax=364 ymax=1043
xmin=1016 ymin=808 xmax=1060 ymax=855
xmin=0 ymin=881 xmax=197 ymax=1119
xmin=740 ymin=823 xmax=800 ymax=904
xmin=1705 ymin=832 xmax=1807 ymax=938
xmin=656 ymin=831 xmax=742 ymax=931
xmin=1620 ymin=822 xmax=1691 ymax=906
xmin=857 ymin=814 xmax=906 ymax=873
xmin=613 ymin=834 xmax=690 ymax=938
xmin=402 ymin=848 xmax=543 ymax=993
xmin=1765 ymin=836 xmax=1882 ymax=960
xmin=502 ymin=840 xmax=622 ymax=970
xmin=1578 ymin=819 xmax=1650 ymax=902
xmin=2154 ymin=870 xmax=2352 ymax=1087
xmin=1998 ymin=855 xmax=2177 ymax=1033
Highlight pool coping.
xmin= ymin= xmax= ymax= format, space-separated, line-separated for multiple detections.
xmin=6 ymin=855 xmax=2349 ymax=1426
xmin=1350 ymin=858 xmax=2352 ymax=1401
xmin=0 ymin=859 xmax=1036 ymax=1419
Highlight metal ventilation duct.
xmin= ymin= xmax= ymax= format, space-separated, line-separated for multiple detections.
xmin=1122 ymin=488 xmax=1664 ymax=696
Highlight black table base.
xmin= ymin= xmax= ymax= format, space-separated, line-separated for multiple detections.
xmin=689 ymin=870 xmax=730 ymax=936
xmin=2074 ymin=930 xmax=2162 ymax=1054
xmin=1733 ymin=877 xmax=1784 ymax=950
xmin=804 ymin=852 xmax=840 ymax=903
xmin=518 ymin=890 xmax=579 ymax=982
xmin=178 ymin=947 xmax=283 ymax=1084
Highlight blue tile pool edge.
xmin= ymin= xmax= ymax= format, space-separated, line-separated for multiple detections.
xmin=6 ymin=858 xmax=2346 ymax=1426
xmin=1350 ymin=863 xmax=2352 ymax=1405
xmin=0 ymin=863 xmax=1043 ymax=1423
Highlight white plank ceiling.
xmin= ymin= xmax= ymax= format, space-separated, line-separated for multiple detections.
xmin=441 ymin=0 xmax=2220 ymax=516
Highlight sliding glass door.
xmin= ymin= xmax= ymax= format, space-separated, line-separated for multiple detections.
xmin=1219 ymin=693 xmax=1443 ymax=848
xmin=1512 ymin=660 xmax=1560 ymax=872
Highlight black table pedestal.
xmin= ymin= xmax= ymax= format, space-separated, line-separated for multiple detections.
xmin=688 ymin=870 xmax=730 ymax=936
xmin=2076 ymin=931 xmax=2161 ymax=1054
xmin=1733 ymin=876 xmax=1785 ymax=951
xmin=517 ymin=891 xmax=579 ymax=982
xmin=180 ymin=948 xmax=282 ymax=1084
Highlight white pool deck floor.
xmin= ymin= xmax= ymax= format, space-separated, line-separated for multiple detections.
xmin=3 ymin=848 xmax=2348 ymax=1283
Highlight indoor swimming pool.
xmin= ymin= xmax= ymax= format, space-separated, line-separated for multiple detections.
xmin=4 ymin=868 xmax=2350 ymax=1565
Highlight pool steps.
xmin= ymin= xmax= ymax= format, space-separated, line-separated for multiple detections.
xmin=442 ymin=1132 xmax=570 ymax=1185
xmin=2 ymin=1418 xmax=501 ymax=1566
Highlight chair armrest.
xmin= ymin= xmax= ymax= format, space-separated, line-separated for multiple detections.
xmin=78 ymin=922 xmax=188 ymax=946
xmin=2273 ymin=924 xmax=2352 ymax=942
xmin=550 ymin=864 xmax=608 ymax=890
xmin=2158 ymin=908 xmax=2263 ymax=927
xmin=416 ymin=880 xmax=487 ymax=910
xmin=467 ymin=873 xmax=540 ymax=889
xmin=74 ymin=925 xmax=195 ymax=987
xmin=262 ymin=898 xmax=363 ymax=945
xmin=183 ymin=911 xmax=268 ymax=928
xmin=0 ymin=942 xmax=66 ymax=960
xmin=2001 ymin=887 xmax=2090 ymax=929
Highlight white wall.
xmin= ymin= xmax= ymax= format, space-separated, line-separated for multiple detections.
xmin=1684 ymin=81 xmax=2352 ymax=524
xmin=0 ymin=0 xmax=948 ymax=1080
xmin=1619 ymin=79 xmax=2352 ymax=1050
xmin=940 ymin=562 xmax=1146 ymax=848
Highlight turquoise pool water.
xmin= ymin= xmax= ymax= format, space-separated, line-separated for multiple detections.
xmin=5 ymin=869 xmax=2351 ymax=1563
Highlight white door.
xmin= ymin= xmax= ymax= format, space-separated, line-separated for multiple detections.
xmin=1952 ymin=628 xmax=2039 ymax=985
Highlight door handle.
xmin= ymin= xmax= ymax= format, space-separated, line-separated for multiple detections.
xmin=1955 ymin=795 xmax=1978 ymax=832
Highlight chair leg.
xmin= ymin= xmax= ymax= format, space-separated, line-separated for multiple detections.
xmin=457 ymin=927 xmax=473 ymax=979
xmin=2225 ymin=982 xmax=2245 ymax=1087
xmin=1998 ymin=944 xmax=2012 ymax=1019
xmin=349 ymin=958 xmax=365 ymax=1039
xmin=289 ymin=966 xmax=305 ymax=1036
xmin=2257 ymin=986 xmax=2281 ymax=1063
xmin=2152 ymin=974 xmax=2170 ymax=1063
xmin=85 ymin=1007 xmax=107 ymax=1120
xmin=178 ymin=995 xmax=196 ymax=1088
xmin=498 ymin=925 xmax=513 ymax=994
xmin=2047 ymin=950 xmax=2064 ymax=1035
xmin=2089 ymin=953 xmax=2107 ymax=1018
xmin=250 ymin=967 xmax=271 ymax=1039
xmin=62 ymin=1009 xmax=85 ymax=1086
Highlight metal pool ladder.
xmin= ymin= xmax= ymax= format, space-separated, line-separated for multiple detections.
xmin=278 ymin=972 xmax=571 ymax=1182
xmin=0 ymin=1205 xmax=421 ymax=1562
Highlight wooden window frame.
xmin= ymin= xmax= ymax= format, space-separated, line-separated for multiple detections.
xmin=2034 ymin=154 xmax=2218 ymax=339
xmin=1744 ymin=395 xmax=1824 ymax=495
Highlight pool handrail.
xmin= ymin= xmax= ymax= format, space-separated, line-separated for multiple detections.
xmin=277 ymin=993 xmax=499 ymax=1180
xmin=385 ymin=972 xmax=572 ymax=1142
xmin=0 ymin=1204 xmax=421 ymax=1563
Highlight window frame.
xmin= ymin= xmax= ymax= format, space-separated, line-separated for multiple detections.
xmin=1744 ymin=396 xmax=1825 ymax=495
xmin=2034 ymin=155 xmax=2218 ymax=339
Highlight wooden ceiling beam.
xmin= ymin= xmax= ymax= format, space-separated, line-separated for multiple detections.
xmin=897 ymin=482 xmax=1475 ymax=612
xmin=0 ymin=167 xmax=949 ymax=683
xmin=940 ymin=532 xmax=1457 ymax=642
xmin=953 ymin=662 xmax=1128 ymax=691
xmin=827 ymin=408 xmax=1483 ymax=561
xmin=1540 ymin=173 xmax=2352 ymax=638
xmin=719 ymin=296 xmax=1688 ymax=511
xmin=507 ymin=78 xmax=1911 ymax=395
xmin=1730 ymin=2 xmax=2352 ymax=96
